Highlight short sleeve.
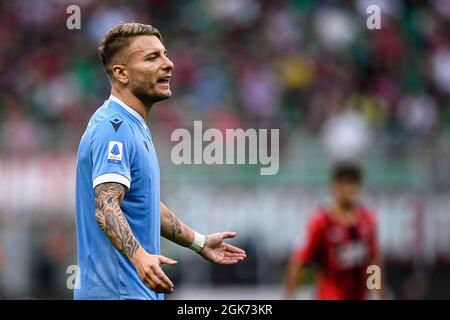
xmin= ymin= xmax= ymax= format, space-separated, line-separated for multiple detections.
xmin=291 ymin=213 xmax=324 ymax=264
xmin=90 ymin=117 xmax=133 ymax=190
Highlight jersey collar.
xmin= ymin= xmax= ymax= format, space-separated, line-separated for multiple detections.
xmin=109 ymin=94 xmax=147 ymax=128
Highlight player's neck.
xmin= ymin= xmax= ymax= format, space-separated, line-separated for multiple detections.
xmin=111 ymin=88 xmax=153 ymax=121
xmin=330 ymin=203 xmax=356 ymax=224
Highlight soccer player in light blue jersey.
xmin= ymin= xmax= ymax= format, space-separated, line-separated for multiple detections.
xmin=75 ymin=23 xmax=246 ymax=300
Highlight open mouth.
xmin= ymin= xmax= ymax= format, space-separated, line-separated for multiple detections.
xmin=157 ymin=76 xmax=171 ymax=85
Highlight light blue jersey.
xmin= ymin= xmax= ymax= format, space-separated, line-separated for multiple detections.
xmin=74 ymin=95 xmax=162 ymax=300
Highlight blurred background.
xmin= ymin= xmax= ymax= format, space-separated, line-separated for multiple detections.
xmin=0 ymin=0 xmax=450 ymax=299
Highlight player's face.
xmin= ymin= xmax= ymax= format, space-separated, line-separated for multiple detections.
xmin=333 ymin=179 xmax=360 ymax=210
xmin=125 ymin=35 xmax=174 ymax=104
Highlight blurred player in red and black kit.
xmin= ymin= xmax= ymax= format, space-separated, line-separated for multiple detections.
xmin=283 ymin=163 xmax=384 ymax=300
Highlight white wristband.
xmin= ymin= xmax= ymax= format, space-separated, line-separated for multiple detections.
xmin=189 ymin=231 xmax=205 ymax=252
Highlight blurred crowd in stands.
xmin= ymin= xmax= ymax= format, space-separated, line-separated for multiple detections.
xmin=0 ymin=0 xmax=449 ymax=156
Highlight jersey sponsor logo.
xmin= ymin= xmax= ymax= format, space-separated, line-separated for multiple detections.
xmin=336 ymin=241 xmax=368 ymax=268
xmin=107 ymin=141 xmax=123 ymax=164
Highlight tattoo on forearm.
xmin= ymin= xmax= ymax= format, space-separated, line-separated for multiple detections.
xmin=168 ymin=210 xmax=182 ymax=240
xmin=94 ymin=183 xmax=140 ymax=260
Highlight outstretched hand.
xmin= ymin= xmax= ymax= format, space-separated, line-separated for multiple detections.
xmin=198 ymin=232 xmax=246 ymax=265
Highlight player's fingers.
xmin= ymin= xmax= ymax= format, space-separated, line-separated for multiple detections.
xmin=142 ymin=275 xmax=156 ymax=291
xmin=153 ymin=265 xmax=174 ymax=291
xmin=225 ymin=243 xmax=246 ymax=255
xmin=142 ymin=270 xmax=168 ymax=294
xmin=220 ymin=257 xmax=239 ymax=265
xmin=224 ymin=255 xmax=245 ymax=262
xmin=224 ymin=252 xmax=246 ymax=260
xmin=224 ymin=249 xmax=246 ymax=257
xmin=158 ymin=255 xmax=178 ymax=266
xmin=149 ymin=272 xmax=173 ymax=294
xmin=220 ymin=231 xmax=237 ymax=240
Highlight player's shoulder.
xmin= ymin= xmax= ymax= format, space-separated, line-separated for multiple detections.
xmin=357 ymin=204 xmax=377 ymax=224
xmin=89 ymin=104 xmax=134 ymax=137
xmin=307 ymin=207 xmax=330 ymax=228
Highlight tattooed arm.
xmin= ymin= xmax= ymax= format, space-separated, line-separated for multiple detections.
xmin=160 ymin=202 xmax=246 ymax=264
xmin=94 ymin=182 xmax=177 ymax=294
xmin=160 ymin=201 xmax=194 ymax=247
xmin=94 ymin=182 xmax=139 ymax=259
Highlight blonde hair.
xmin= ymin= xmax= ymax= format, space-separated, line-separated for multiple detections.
xmin=98 ymin=22 xmax=162 ymax=78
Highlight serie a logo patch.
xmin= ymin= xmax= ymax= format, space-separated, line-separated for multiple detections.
xmin=107 ymin=141 xmax=123 ymax=164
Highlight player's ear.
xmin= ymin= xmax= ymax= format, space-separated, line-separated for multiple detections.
xmin=111 ymin=64 xmax=129 ymax=85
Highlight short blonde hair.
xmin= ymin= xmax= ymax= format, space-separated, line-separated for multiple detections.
xmin=98 ymin=22 xmax=163 ymax=78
